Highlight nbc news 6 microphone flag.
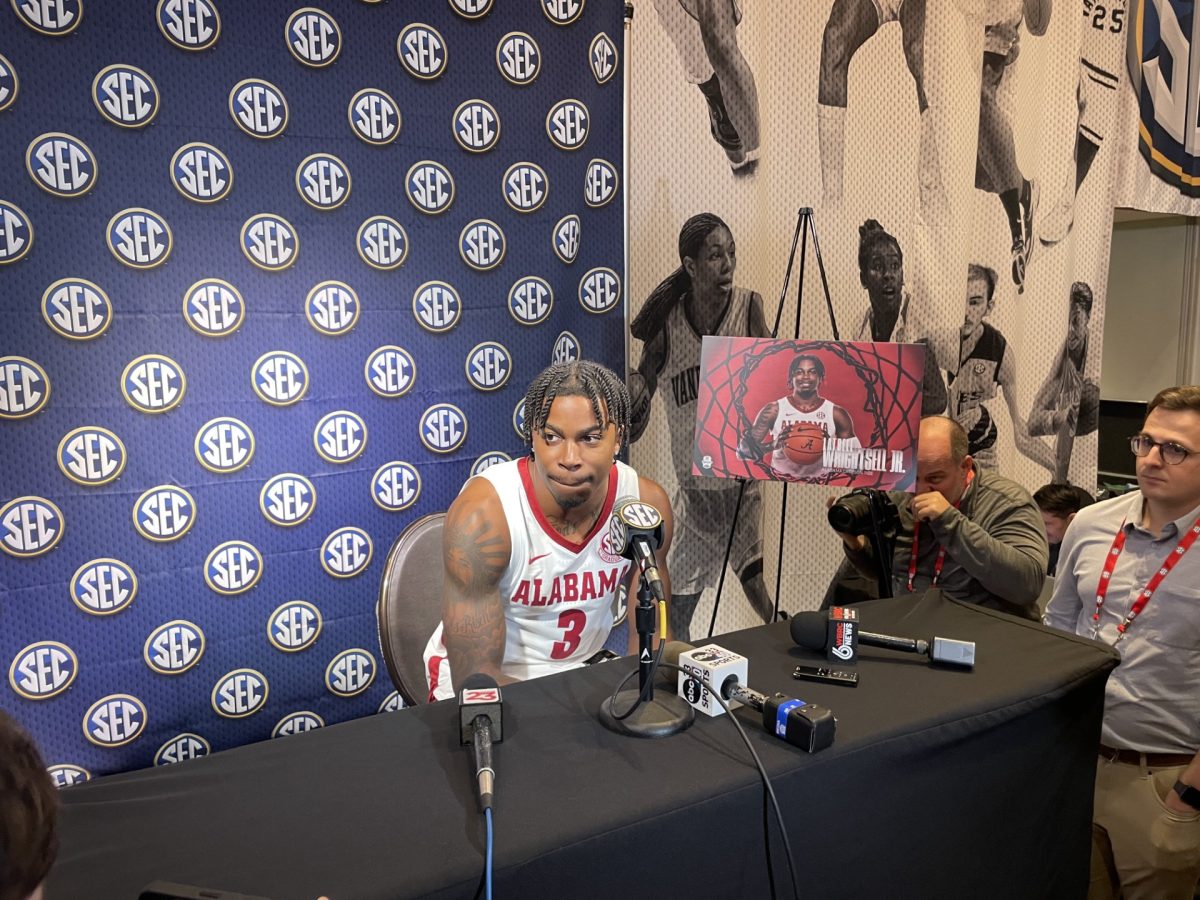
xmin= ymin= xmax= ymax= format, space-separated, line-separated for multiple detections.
xmin=0 ymin=0 xmax=624 ymax=779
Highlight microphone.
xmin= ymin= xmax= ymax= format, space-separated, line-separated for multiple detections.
xmin=608 ymin=497 xmax=666 ymax=602
xmin=458 ymin=673 xmax=504 ymax=810
xmin=790 ymin=611 xmax=976 ymax=668
xmin=664 ymin=642 xmax=836 ymax=753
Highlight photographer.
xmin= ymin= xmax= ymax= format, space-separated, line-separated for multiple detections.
xmin=826 ymin=416 xmax=1048 ymax=619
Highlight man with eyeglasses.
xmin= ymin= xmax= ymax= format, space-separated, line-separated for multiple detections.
xmin=1045 ymin=385 xmax=1200 ymax=899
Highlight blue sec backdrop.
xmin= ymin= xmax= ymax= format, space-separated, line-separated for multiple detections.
xmin=0 ymin=0 xmax=624 ymax=780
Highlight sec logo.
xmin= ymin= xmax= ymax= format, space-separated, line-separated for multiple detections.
xmin=155 ymin=733 xmax=210 ymax=766
xmin=121 ymin=354 xmax=186 ymax=414
xmin=513 ymin=398 xmax=525 ymax=439
xmin=459 ymin=219 xmax=505 ymax=271
xmin=57 ymin=426 xmax=126 ymax=486
xmin=143 ymin=619 xmax=205 ymax=675
xmin=348 ymin=88 xmax=401 ymax=146
xmin=413 ymin=281 xmax=462 ymax=333
xmin=543 ymin=0 xmax=585 ymax=24
xmin=0 ymin=496 xmax=63 ymax=558
xmin=509 ymin=275 xmax=553 ymax=325
xmin=252 ymin=351 xmax=309 ymax=406
xmin=471 ymin=451 xmax=510 ymax=477
xmin=0 ymin=52 xmax=17 ymax=113
xmin=133 ymin=485 xmax=195 ymax=543
xmin=371 ymin=460 xmax=420 ymax=512
xmin=420 ymin=403 xmax=467 ymax=454
xmin=585 ymin=158 xmax=618 ymax=207
xmin=107 ymin=208 xmax=173 ymax=270
xmin=71 ymin=558 xmax=137 ymax=616
xmin=267 ymin=600 xmax=322 ymax=653
xmin=241 ymin=213 xmax=298 ymax=271
xmin=497 ymin=32 xmax=540 ymax=85
xmin=84 ymin=694 xmax=147 ymax=747
xmin=321 ymin=526 xmax=373 ymax=578
xmin=26 ymin=132 xmax=96 ymax=197
xmin=8 ymin=641 xmax=77 ymax=700
xmin=453 ymin=99 xmax=500 ymax=153
xmin=466 ymin=341 xmax=512 ymax=392
xmin=48 ymin=765 xmax=91 ymax=787
xmin=229 ymin=78 xmax=288 ymax=139
xmin=204 ymin=540 xmax=263 ymax=595
xmin=0 ymin=200 xmax=33 ymax=265
xmin=286 ymin=7 xmax=341 ymax=68
xmin=449 ymin=0 xmax=493 ymax=18
xmin=314 ymin=410 xmax=367 ymax=464
xmin=406 ymin=160 xmax=454 ymax=215
xmin=92 ymin=64 xmax=159 ymax=128
xmin=364 ymin=345 xmax=416 ymax=398
xmin=12 ymin=0 xmax=81 ymax=35
xmin=553 ymin=213 xmax=580 ymax=264
xmin=171 ymin=142 xmax=232 ymax=203
xmin=195 ymin=416 xmax=254 ymax=474
xmin=503 ymin=162 xmax=548 ymax=213
xmin=379 ymin=691 xmax=405 ymax=713
xmin=357 ymin=216 xmax=408 ymax=270
xmin=546 ymin=99 xmax=589 ymax=150
xmin=259 ymin=473 xmax=316 ymax=527
xmin=0 ymin=356 xmax=50 ymax=419
xmin=553 ymin=330 xmax=582 ymax=363
xmin=273 ymin=711 xmax=324 ymax=737
xmin=590 ymin=32 xmax=618 ymax=84
xmin=183 ymin=278 xmax=244 ymax=336
xmin=397 ymin=23 xmax=447 ymax=80
xmin=598 ymin=531 xmax=622 ymax=564
xmin=579 ymin=267 xmax=621 ymax=314
xmin=306 ymin=281 xmax=359 ymax=336
xmin=211 ymin=669 xmax=268 ymax=719
xmin=157 ymin=0 xmax=221 ymax=51
xmin=296 ymin=153 xmax=351 ymax=211
xmin=41 ymin=278 xmax=112 ymax=340
xmin=326 ymin=648 xmax=376 ymax=697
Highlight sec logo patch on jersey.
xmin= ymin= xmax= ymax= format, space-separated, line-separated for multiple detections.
xmin=546 ymin=99 xmax=589 ymax=150
xmin=8 ymin=641 xmax=77 ymax=700
xmin=364 ymin=345 xmax=415 ymax=398
xmin=508 ymin=276 xmax=553 ymax=325
xmin=42 ymin=278 xmax=112 ymax=340
xmin=183 ymin=278 xmax=244 ymax=336
xmin=13 ymin=0 xmax=81 ymax=35
xmin=1 ymin=496 xmax=63 ymax=558
xmin=70 ymin=558 xmax=137 ymax=616
xmin=0 ymin=200 xmax=34 ymax=265
xmin=143 ymin=620 xmax=205 ymax=675
xmin=211 ymin=669 xmax=268 ymax=719
xmin=132 ymin=485 xmax=195 ymax=543
xmin=497 ymin=32 xmax=540 ymax=85
xmin=57 ymin=426 xmax=126 ymax=486
xmin=0 ymin=356 xmax=50 ymax=419
xmin=252 ymin=351 xmax=309 ymax=406
xmin=259 ymin=473 xmax=315 ymax=526
xmin=241 ymin=213 xmax=298 ymax=271
xmin=357 ymin=216 xmax=408 ymax=270
xmin=92 ymin=64 xmax=159 ymax=128
xmin=286 ymin=7 xmax=341 ymax=68
xmin=465 ymin=341 xmax=511 ymax=391
xmin=397 ymin=23 xmax=447 ymax=80
xmin=296 ymin=153 xmax=351 ymax=211
xmin=420 ymin=403 xmax=467 ymax=454
xmin=195 ymin=416 xmax=254 ymax=474
xmin=229 ymin=78 xmax=288 ymax=139
xmin=107 ymin=208 xmax=173 ymax=270
xmin=26 ymin=133 xmax=97 ymax=197
xmin=306 ymin=281 xmax=359 ymax=335
xmin=453 ymin=99 xmax=500 ymax=153
xmin=348 ymin=88 xmax=400 ymax=146
xmin=84 ymin=694 xmax=147 ymax=748
xmin=171 ymin=142 xmax=233 ymax=203
xmin=413 ymin=281 xmax=462 ymax=333
xmin=406 ymin=160 xmax=454 ymax=215
xmin=326 ymin=649 xmax=376 ymax=697
xmin=503 ymin=162 xmax=548 ymax=213
xmin=313 ymin=410 xmax=367 ymax=464
xmin=371 ymin=460 xmax=420 ymax=512
xmin=321 ymin=526 xmax=373 ymax=578
xmin=157 ymin=0 xmax=221 ymax=51
xmin=267 ymin=600 xmax=322 ymax=653
xmin=579 ymin=267 xmax=621 ymax=314
xmin=121 ymin=354 xmax=185 ymax=414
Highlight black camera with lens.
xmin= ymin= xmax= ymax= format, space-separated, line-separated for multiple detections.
xmin=827 ymin=488 xmax=900 ymax=537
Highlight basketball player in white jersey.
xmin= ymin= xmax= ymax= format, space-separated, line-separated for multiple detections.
xmin=424 ymin=361 xmax=673 ymax=700
xmin=629 ymin=213 xmax=773 ymax=639
xmin=741 ymin=354 xmax=859 ymax=482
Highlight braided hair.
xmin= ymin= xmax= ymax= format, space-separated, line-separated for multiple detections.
xmin=521 ymin=360 xmax=632 ymax=449
xmin=630 ymin=212 xmax=730 ymax=341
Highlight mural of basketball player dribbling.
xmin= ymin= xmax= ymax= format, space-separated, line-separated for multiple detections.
xmin=628 ymin=213 xmax=773 ymax=641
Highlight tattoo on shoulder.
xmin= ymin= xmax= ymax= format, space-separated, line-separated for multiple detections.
xmin=446 ymin=514 xmax=508 ymax=594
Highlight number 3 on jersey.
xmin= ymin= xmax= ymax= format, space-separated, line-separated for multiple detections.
xmin=551 ymin=609 xmax=587 ymax=659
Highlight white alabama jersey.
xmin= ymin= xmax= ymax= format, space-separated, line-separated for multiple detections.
xmin=769 ymin=397 xmax=836 ymax=479
xmin=424 ymin=457 xmax=637 ymax=700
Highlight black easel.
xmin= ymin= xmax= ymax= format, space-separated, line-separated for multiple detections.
xmin=706 ymin=208 xmax=840 ymax=637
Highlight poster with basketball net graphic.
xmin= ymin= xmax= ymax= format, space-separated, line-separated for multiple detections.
xmin=692 ymin=337 xmax=925 ymax=491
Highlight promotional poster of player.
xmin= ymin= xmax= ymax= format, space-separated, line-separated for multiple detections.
xmin=691 ymin=337 xmax=924 ymax=491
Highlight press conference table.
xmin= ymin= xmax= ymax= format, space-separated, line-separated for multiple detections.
xmin=48 ymin=591 xmax=1118 ymax=900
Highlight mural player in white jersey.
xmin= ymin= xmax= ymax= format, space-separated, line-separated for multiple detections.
xmin=629 ymin=212 xmax=773 ymax=640
xmin=425 ymin=361 xmax=673 ymax=700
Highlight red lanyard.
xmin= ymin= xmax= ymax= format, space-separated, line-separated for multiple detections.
xmin=907 ymin=503 xmax=961 ymax=593
xmin=1092 ymin=514 xmax=1200 ymax=639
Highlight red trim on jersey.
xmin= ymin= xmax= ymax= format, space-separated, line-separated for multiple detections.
xmin=426 ymin=653 xmax=445 ymax=703
xmin=518 ymin=455 xmax=620 ymax=554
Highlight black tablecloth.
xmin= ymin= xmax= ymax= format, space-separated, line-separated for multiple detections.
xmin=48 ymin=591 xmax=1118 ymax=900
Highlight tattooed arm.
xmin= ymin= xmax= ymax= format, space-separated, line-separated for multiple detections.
xmin=442 ymin=477 xmax=513 ymax=691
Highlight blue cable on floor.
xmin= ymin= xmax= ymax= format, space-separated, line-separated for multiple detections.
xmin=485 ymin=806 xmax=494 ymax=900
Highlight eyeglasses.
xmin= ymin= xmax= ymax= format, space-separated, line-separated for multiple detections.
xmin=1129 ymin=434 xmax=1194 ymax=466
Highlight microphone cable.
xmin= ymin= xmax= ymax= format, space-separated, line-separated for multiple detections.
xmin=605 ymin=599 xmax=669 ymax=720
xmin=471 ymin=807 xmax=496 ymax=900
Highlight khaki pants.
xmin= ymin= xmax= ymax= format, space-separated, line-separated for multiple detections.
xmin=1090 ymin=756 xmax=1200 ymax=900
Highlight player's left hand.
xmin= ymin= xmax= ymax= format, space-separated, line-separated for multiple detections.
xmin=911 ymin=491 xmax=952 ymax=522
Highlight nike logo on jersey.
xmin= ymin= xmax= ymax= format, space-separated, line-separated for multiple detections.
xmin=528 ymin=552 xmax=551 ymax=565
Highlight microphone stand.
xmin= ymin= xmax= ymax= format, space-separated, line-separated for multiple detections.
xmin=866 ymin=500 xmax=896 ymax=600
xmin=599 ymin=576 xmax=694 ymax=738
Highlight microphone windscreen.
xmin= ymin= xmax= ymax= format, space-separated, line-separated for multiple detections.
xmin=461 ymin=672 xmax=498 ymax=691
xmin=790 ymin=611 xmax=828 ymax=651
xmin=662 ymin=640 xmax=694 ymax=669
xmin=458 ymin=673 xmax=503 ymax=743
